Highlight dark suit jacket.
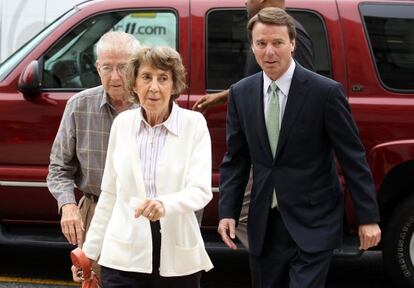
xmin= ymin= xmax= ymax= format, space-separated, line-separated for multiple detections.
xmin=219 ymin=63 xmax=380 ymax=256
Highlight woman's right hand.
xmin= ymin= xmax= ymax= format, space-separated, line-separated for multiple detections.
xmin=71 ymin=264 xmax=82 ymax=282
xmin=134 ymin=199 xmax=165 ymax=221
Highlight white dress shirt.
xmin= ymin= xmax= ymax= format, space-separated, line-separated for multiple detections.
xmin=263 ymin=60 xmax=296 ymax=128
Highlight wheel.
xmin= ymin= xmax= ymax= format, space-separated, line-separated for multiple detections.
xmin=383 ymin=195 xmax=414 ymax=287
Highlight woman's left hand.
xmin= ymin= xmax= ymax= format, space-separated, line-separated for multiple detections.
xmin=134 ymin=199 xmax=165 ymax=221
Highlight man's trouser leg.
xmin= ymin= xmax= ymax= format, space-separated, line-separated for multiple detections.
xmin=79 ymin=195 xmax=101 ymax=277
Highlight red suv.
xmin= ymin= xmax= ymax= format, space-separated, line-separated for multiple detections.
xmin=0 ymin=0 xmax=413 ymax=286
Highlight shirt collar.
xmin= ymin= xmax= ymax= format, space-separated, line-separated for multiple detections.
xmin=263 ymin=60 xmax=296 ymax=97
xmin=138 ymin=102 xmax=180 ymax=136
xmin=100 ymin=88 xmax=139 ymax=112
xmin=99 ymin=89 xmax=111 ymax=109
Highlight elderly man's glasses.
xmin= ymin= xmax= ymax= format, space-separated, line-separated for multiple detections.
xmin=99 ymin=64 xmax=128 ymax=76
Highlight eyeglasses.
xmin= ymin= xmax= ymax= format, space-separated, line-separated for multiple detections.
xmin=99 ymin=64 xmax=128 ymax=76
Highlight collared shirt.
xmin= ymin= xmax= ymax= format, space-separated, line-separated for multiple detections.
xmin=263 ymin=60 xmax=296 ymax=128
xmin=137 ymin=103 xmax=179 ymax=199
xmin=47 ymin=85 xmax=138 ymax=211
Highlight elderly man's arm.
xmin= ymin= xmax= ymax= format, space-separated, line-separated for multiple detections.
xmin=47 ymin=100 xmax=83 ymax=246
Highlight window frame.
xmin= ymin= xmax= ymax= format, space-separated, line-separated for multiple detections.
xmin=204 ymin=7 xmax=331 ymax=92
xmin=40 ymin=8 xmax=179 ymax=92
xmin=360 ymin=2 xmax=414 ymax=93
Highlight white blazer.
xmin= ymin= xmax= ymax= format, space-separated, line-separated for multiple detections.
xmin=83 ymin=105 xmax=214 ymax=276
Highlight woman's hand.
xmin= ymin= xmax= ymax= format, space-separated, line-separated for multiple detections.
xmin=134 ymin=199 xmax=165 ymax=221
xmin=71 ymin=256 xmax=96 ymax=282
xmin=71 ymin=265 xmax=82 ymax=282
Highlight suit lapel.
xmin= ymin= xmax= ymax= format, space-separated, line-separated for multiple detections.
xmin=274 ymin=64 xmax=308 ymax=162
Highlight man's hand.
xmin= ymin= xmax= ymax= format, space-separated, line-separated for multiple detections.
xmin=192 ymin=90 xmax=229 ymax=113
xmin=61 ymin=203 xmax=84 ymax=246
xmin=358 ymin=223 xmax=381 ymax=250
xmin=217 ymin=218 xmax=237 ymax=250
xmin=134 ymin=199 xmax=165 ymax=221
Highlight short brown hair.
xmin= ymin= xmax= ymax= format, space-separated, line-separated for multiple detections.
xmin=126 ymin=46 xmax=186 ymax=103
xmin=247 ymin=7 xmax=296 ymax=43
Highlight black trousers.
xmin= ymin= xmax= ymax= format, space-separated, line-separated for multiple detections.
xmin=249 ymin=209 xmax=333 ymax=288
xmin=101 ymin=221 xmax=201 ymax=288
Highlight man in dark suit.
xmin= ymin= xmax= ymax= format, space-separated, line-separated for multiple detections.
xmin=218 ymin=7 xmax=381 ymax=288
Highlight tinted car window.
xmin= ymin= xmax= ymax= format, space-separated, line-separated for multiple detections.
xmin=361 ymin=4 xmax=414 ymax=91
xmin=206 ymin=9 xmax=330 ymax=91
xmin=42 ymin=10 xmax=177 ymax=89
xmin=206 ymin=9 xmax=249 ymax=91
xmin=289 ymin=10 xmax=331 ymax=78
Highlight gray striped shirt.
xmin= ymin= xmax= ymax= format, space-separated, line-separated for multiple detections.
xmin=47 ymin=86 xmax=138 ymax=211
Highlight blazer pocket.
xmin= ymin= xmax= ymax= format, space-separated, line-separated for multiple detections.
xmin=174 ymin=244 xmax=201 ymax=273
xmin=105 ymin=237 xmax=133 ymax=267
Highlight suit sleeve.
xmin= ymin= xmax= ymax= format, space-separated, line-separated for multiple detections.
xmin=293 ymin=19 xmax=315 ymax=72
xmin=324 ymin=83 xmax=380 ymax=224
xmin=219 ymin=85 xmax=251 ymax=222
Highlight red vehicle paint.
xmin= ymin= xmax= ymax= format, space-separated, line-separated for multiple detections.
xmin=0 ymin=0 xmax=413 ymax=286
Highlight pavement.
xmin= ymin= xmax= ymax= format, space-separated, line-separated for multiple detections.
xmin=0 ymin=277 xmax=76 ymax=288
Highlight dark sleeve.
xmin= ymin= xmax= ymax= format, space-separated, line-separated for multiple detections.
xmin=324 ymin=83 xmax=380 ymax=224
xmin=219 ymin=85 xmax=251 ymax=221
xmin=244 ymin=48 xmax=262 ymax=77
xmin=293 ymin=19 xmax=315 ymax=71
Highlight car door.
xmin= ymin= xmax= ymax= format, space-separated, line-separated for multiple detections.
xmin=0 ymin=0 xmax=189 ymax=228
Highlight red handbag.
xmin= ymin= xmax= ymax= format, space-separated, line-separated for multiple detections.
xmin=70 ymin=247 xmax=101 ymax=288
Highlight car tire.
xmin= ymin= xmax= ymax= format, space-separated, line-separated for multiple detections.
xmin=383 ymin=195 xmax=414 ymax=288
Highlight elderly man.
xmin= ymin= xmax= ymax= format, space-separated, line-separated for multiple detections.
xmin=47 ymin=31 xmax=140 ymax=275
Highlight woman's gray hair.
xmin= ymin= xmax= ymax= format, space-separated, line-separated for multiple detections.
xmin=95 ymin=31 xmax=141 ymax=59
xmin=126 ymin=46 xmax=187 ymax=103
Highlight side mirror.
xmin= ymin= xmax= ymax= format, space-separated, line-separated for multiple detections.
xmin=18 ymin=60 xmax=42 ymax=96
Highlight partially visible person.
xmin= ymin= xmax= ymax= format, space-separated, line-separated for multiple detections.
xmin=218 ymin=7 xmax=381 ymax=288
xmin=192 ymin=0 xmax=314 ymax=113
xmin=81 ymin=46 xmax=214 ymax=288
xmin=47 ymin=31 xmax=140 ymax=277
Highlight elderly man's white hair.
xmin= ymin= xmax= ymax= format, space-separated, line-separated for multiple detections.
xmin=95 ymin=31 xmax=140 ymax=59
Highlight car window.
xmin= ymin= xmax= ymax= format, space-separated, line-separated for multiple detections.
xmin=42 ymin=10 xmax=177 ymax=90
xmin=361 ymin=4 xmax=414 ymax=91
xmin=205 ymin=9 xmax=330 ymax=91
xmin=205 ymin=9 xmax=249 ymax=91
xmin=289 ymin=10 xmax=331 ymax=78
xmin=0 ymin=9 xmax=75 ymax=81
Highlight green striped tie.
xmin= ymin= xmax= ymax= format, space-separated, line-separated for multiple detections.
xmin=266 ymin=81 xmax=279 ymax=208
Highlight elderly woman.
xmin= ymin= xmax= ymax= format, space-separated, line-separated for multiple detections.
xmin=81 ymin=46 xmax=213 ymax=287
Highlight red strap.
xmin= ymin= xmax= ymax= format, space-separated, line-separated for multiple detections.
xmin=70 ymin=248 xmax=101 ymax=288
